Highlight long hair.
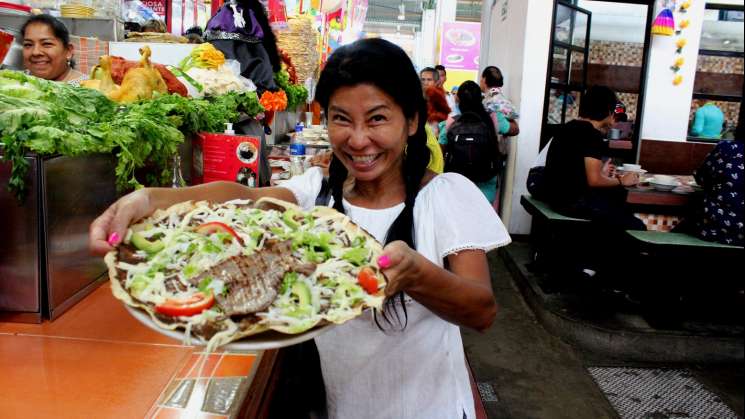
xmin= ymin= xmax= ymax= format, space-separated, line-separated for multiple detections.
xmin=425 ymin=86 xmax=451 ymax=123
xmin=457 ymin=80 xmax=498 ymax=141
xmin=315 ymin=38 xmax=429 ymax=329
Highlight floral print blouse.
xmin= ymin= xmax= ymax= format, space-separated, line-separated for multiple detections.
xmin=482 ymin=87 xmax=519 ymax=120
xmin=694 ymin=140 xmax=744 ymax=246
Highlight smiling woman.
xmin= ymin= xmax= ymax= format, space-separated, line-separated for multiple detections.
xmin=20 ymin=14 xmax=85 ymax=83
xmin=89 ymin=37 xmax=511 ymax=419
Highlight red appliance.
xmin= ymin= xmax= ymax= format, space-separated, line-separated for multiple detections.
xmin=0 ymin=29 xmax=13 ymax=65
xmin=192 ymin=132 xmax=261 ymax=187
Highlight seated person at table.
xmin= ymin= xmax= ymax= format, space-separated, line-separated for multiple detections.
xmin=677 ymin=122 xmax=744 ymax=246
xmin=543 ymin=86 xmax=645 ymax=231
xmin=690 ymin=101 xmax=724 ymax=139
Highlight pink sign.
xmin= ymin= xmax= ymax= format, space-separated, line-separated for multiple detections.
xmin=439 ymin=22 xmax=480 ymax=71
xmin=141 ymin=0 xmax=166 ymax=17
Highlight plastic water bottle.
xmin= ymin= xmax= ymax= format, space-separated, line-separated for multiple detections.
xmin=289 ymin=123 xmax=306 ymax=176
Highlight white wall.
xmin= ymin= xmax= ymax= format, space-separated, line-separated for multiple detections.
xmin=481 ymin=0 xmax=553 ymax=234
xmin=639 ymin=0 xmax=707 ymax=142
xmin=419 ymin=9 xmax=438 ymax=67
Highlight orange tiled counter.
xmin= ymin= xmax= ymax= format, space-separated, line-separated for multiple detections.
xmin=0 ymin=284 xmax=276 ymax=419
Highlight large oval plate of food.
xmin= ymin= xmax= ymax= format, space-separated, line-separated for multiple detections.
xmin=105 ymin=197 xmax=386 ymax=351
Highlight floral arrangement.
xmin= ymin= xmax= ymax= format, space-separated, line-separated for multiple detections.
xmin=179 ymin=43 xmax=226 ymax=71
xmin=259 ymin=90 xmax=288 ymax=125
xmin=669 ymin=1 xmax=691 ymax=86
xmin=260 ymin=90 xmax=288 ymax=112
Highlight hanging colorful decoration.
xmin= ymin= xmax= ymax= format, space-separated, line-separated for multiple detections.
xmin=268 ymin=0 xmax=290 ymax=30
xmin=651 ymin=0 xmax=676 ymax=36
xmin=669 ymin=1 xmax=692 ymax=86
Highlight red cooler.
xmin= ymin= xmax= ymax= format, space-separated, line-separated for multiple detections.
xmin=192 ymin=132 xmax=261 ymax=187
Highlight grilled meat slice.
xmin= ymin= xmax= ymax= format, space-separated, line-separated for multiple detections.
xmin=117 ymin=244 xmax=144 ymax=265
xmin=192 ymin=240 xmax=295 ymax=316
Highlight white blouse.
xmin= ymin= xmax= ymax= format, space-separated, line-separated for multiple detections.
xmin=281 ymin=167 xmax=511 ymax=419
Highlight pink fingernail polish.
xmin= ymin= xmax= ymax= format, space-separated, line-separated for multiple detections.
xmin=378 ymin=255 xmax=391 ymax=268
xmin=107 ymin=232 xmax=120 ymax=246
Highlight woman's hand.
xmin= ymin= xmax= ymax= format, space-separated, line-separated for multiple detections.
xmin=377 ymin=240 xmax=422 ymax=297
xmin=377 ymin=241 xmax=497 ymax=331
xmin=89 ymin=189 xmax=152 ymax=255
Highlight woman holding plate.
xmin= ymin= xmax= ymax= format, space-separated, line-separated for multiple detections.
xmin=91 ymin=38 xmax=510 ymax=419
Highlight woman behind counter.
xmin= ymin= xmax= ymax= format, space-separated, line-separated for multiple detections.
xmin=21 ymin=14 xmax=84 ymax=83
xmin=91 ymin=38 xmax=510 ymax=419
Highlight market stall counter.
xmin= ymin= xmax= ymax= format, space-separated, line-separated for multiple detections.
xmin=0 ymin=152 xmax=118 ymax=323
xmin=0 ymin=283 xmax=279 ymax=418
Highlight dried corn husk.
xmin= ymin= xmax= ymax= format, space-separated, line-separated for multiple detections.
xmin=276 ymin=16 xmax=319 ymax=83
xmin=125 ymin=32 xmax=189 ymax=44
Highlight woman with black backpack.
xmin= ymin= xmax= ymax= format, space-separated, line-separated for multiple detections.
xmin=438 ymin=80 xmax=511 ymax=203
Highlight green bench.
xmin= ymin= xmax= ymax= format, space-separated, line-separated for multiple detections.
xmin=520 ymin=195 xmax=590 ymax=225
xmin=625 ymin=230 xmax=743 ymax=250
xmin=520 ymin=193 xmax=743 ymax=268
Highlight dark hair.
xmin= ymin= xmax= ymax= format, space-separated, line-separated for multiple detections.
xmin=124 ymin=21 xmax=142 ymax=32
xmin=185 ymin=26 xmax=203 ymax=36
xmin=21 ymin=14 xmax=70 ymax=45
xmin=481 ymin=66 xmax=503 ymax=88
xmin=21 ymin=14 xmax=75 ymax=68
xmin=579 ymin=86 xmax=618 ymax=121
xmin=420 ymin=66 xmax=439 ymax=81
xmin=434 ymin=64 xmax=446 ymax=74
xmin=141 ymin=19 xmax=167 ymax=33
xmin=242 ymin=0 xmax=281 ymax=72
xmin=186 ymin=33 xmax=204 ymax=44
xmin=315 ymin=38 xmax=429 ymax=329
xmin=736 ymin=99 xmax=744 ymax=143
xmin=457 ymin=80 xmax=498 ymax=143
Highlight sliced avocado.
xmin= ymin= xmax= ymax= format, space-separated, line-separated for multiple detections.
xmin=332 ymin=282 xmax=360 ymax=307
xmin=129 ymin=274 xmax=150 ymax=297
xmin=131 ymin=231 xmax=165 ymax=255
xmin=282 ymin=209 xmax=300 ymax=230
xmin=285 ymin=281 xmax=313 ymax=318
xmin=292 ymin=281 xmax=312 ymax=307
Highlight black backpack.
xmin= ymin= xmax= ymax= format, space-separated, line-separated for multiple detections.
xmin=444 ymin=112 xmax=500 ymax=183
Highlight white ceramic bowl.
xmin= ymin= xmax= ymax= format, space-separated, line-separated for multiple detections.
xmin=622 ymin=163 xmax=641 ymax=171
xmin=650 ymin=180 xmax=679 ymax=191
xmin=653 ymin=175 xmax=677 ymax=185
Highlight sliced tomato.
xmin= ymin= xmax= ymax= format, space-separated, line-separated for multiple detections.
xmin=155 ymin=291 xmax=215 ymax=317
xmin=195 ymin=222 xmax=243 ymax=244
xmin=357 ymin=267 xmax=379 ymax=294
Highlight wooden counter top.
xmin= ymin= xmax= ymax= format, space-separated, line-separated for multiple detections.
xmin=0 ymin=283 xmax=276 ymax=419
